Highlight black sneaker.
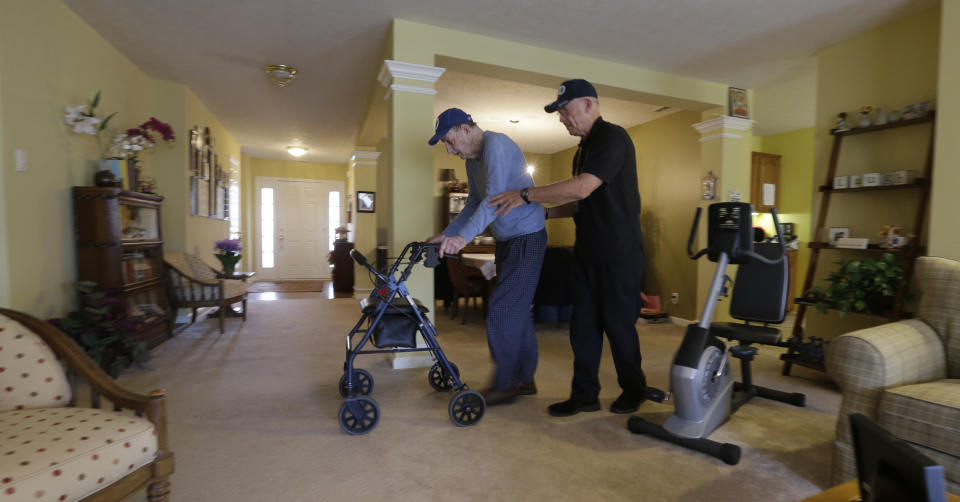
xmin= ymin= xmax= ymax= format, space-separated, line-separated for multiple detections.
xmin=547 ymin=398 xmax=601 ymax=417
xmin=610 ymin=392 xmax=644 ymax=414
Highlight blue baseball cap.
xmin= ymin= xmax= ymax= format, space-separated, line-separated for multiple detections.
xmin=428 ymin=108 xmax=473 ymax=145
xmin=544 ymin=79 xmax=598 ymax=113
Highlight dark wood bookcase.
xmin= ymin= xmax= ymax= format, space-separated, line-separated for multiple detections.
xmin=73 ymin=187 xmax=171 ymax=349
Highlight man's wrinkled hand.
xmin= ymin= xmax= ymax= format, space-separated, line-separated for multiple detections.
xmin=488 ymin=189 xmax=524 ymax=217
xmin=426 ymin=233 xmax=445 ymax=244
xmin=439 ymin=235 xmax=467 ymax=257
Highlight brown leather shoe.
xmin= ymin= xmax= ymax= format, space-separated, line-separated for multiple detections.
xmin=516 ymin=381 xmax=538 ymax=395
xmin=481 ymin=386 xmax=521 ymax=406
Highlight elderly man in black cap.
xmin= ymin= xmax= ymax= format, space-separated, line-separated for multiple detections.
xmin=488 ymin=79 xmax=648 ymax=417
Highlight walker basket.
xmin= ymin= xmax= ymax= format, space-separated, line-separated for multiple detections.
xmin=363 ymin=297 xmax=429 ymax=348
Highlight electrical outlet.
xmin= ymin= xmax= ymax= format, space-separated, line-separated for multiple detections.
xmin=671 ymin=293 xmax=679 ymax=304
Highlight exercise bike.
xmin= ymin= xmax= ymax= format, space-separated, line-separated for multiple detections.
xmin=627 ymin=202 xmax=806 ymax=465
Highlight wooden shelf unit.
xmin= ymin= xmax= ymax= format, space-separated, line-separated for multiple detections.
xmin=781 ymin=114 xmax=935 ymax=376
xmin=73 ymin=187 xmax=171 ymax=349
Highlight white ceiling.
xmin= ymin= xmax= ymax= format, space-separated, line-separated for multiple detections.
xmin=63 ymin=0 xmax=938 ymax=164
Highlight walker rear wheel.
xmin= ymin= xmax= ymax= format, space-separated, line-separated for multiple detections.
xmin=449 ymin=390 xmax=485 ymax=426
xmin=339 ymin=368 xmax=374 ymax=397
xmin=339 ymin=396 xmax=379 ymax=435
xmin=428 ymin=362 xmax=460 ymax=391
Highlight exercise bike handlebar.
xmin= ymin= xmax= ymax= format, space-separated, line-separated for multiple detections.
xmin=686 ymin=206 xmax=786 ymax=264
xmin=736 ymin=208 xmax=786 ymax=265
xmin=687 ymin=207 xmax=709 ymax=260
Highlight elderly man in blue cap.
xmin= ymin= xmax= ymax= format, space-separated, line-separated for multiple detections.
xmin=489 ymin=79 xmax=649 ymax=417
xmin=427 ymin=108 xmax=547 ymax=405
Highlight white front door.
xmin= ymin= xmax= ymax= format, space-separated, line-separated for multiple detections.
xmin=257 ymin=178 xmax=343 ymax=279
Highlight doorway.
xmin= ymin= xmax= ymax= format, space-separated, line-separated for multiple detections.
xmin=255 ymin=177 xmax=344 ymax=280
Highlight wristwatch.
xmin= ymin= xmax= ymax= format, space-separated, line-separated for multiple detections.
xmin=520 ymin=187 xmax=530 ymax=204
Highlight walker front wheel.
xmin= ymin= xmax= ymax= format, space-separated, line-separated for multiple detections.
xmin=339 ymin=368 xmax=374 ymax=397
xmin=449 ymin=390 xmax=485 ymax=427
xmin=339 ymin=396 xmax=379 ymax=435
xmin=428 ymin=362 xmax=460 ymax=391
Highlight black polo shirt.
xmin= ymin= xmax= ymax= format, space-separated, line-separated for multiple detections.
xmin=572 ymin=117 xmax=644 ymax=263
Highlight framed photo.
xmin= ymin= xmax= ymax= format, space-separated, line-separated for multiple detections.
xmin=728 ymin=87 xmax=749 ymax=119
xmin=828 ymin=227 xmax=850 ymax=242
xmin=357 ymin=191 xmax=376 ymax=213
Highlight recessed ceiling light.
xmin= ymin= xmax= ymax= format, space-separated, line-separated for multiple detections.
xmin=264 ymin=64 xmax=298 ymax=87
xmin=287 ymin=146 xmax=308 ymax=157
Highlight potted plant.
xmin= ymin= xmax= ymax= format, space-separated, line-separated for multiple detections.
xmin=214 ymin=238 xmax=242 ymax=276
xmin=807 ymin=253 xmax=907 ymax=317
xmin=48 ymin=281 xmax=148 ymax=378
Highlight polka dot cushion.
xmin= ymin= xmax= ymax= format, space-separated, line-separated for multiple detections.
xmin=0 ymin=407 xmax=159 ymax=501
xmin=0 ymin=314 xmax=72 ymax=412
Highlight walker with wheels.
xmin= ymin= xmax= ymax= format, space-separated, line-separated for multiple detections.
xmin=337 ymin=241 xmax=485 ymax=435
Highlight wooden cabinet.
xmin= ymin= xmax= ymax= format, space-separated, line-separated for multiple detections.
xmin=442 ymin=184 xmax=469 ymax=231
xmin=330 ymin=240 xmax=354 ymax=293
xmin=73 ymin=187 xmax=171 ymax=349
xmin=751 ymin=152 xmax=781 ymax=212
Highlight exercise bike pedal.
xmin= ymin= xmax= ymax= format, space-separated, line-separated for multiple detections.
xmin=645 ymin=386 xmax=667 ymax=403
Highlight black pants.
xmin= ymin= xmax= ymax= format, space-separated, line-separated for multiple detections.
xmin=568 ymin=257 xmax=646 ymax=401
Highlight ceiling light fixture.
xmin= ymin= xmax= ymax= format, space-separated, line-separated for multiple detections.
xmin=287 ymin=146 xmax=308 ymax=157
xmin=264 ymin=64 xmax=299 ymax=87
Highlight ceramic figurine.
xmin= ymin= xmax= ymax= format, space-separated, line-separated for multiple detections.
xmin=834 ymin=112 xmax=852 ymax=132
xmin=858 ymin=105 xmax=873 ymax=128
xmin=875 ymin=105 xmax=888 ymax=125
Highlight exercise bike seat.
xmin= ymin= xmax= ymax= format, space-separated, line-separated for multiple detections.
xmin=710 ymin=242 xmax=788 ymax=347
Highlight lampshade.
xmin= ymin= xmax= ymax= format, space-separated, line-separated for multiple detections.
xmin=439 ymin=168 xmax=457 ymax=182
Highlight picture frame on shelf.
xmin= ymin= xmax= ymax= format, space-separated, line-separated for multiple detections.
xmin=357 ymin=191 xmax=375 ymax=213
xmin=828 ymin=227 xmax=850 ymax=243
xmin=728 ymin=87 xmax=749 ymax=119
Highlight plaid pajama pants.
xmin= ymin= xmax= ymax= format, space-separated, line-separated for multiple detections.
xmin=487 ymin=228 xmax=547 ymax=390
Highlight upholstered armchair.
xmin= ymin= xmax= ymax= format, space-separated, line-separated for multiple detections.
xmin=0 ymin=308 xmax=174 ymax=501
xmin=826 ymin=256 xmax=960 ymax=493
xmin=164 ymin=252 xmax=247 ymax=333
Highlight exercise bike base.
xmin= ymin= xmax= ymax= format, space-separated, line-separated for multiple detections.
xmin=627 ymin=416 xmax=741 ymax=466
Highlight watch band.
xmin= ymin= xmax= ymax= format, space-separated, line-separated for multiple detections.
xmin=521 ymin=187 xmax=530 ymax=204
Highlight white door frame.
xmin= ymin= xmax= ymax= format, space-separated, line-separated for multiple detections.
xmin=254 ymin=176 xmax=345 ymax=280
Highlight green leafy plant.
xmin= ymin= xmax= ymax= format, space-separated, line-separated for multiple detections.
xmin=807 ymin=253 xmax=906 ymax=317
xmin=48 ymin=281 xmax=148 ymax=378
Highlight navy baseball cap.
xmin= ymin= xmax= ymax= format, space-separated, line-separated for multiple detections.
xmin=544 ymin=79 xmax=598 ymax=113
xmin=428 ymin=108 xmax=473 ymax=145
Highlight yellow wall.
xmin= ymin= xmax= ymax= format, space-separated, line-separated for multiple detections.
xmin=242 ymin=156 xmax=347 ymax=272
xmin=931 ymin=1 xmax=960 ymax=259
xmin=0 ymin=0 xmax=166 ymax=316
xmin=806 ymin=6 xmax=941 ymax=341
xmin=754 ymin=127 xmax=816 ymax=303
xmin=0 ymin=0 xmax=243 ymax=319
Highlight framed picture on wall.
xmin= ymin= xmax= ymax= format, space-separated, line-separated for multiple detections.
xmin=357 ymin=191 xmax=375 ymax=213
xmin=728 ymin=87 xmax=749 ymax=119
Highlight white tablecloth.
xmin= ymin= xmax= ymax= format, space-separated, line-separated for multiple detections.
xmin=461 ymin=253 xmax=496 ymax=280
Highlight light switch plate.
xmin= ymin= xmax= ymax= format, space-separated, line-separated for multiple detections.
xmin=15 ymin=149 xmax=27 ymax=172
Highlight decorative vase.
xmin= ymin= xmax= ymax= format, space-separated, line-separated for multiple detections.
xmin=216 ymin=253 xmax=241 ymax=276
xmin=95 ymin=158 xmax=123 ymax=187
xmin=858 ymin=111 xmax=872 ymax=128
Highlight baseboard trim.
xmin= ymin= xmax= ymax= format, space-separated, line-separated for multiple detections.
xmin=389 ymin=352 xmax=434 ymax=369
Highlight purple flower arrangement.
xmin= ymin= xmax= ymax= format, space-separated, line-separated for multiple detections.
xmin=214 ymin=238 xmax=242 ymax=255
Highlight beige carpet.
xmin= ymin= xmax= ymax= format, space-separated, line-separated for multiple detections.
xmin=117 ymin=293 xmax=841 ymax=501
xmin=246 ymin=280 xmax=329 ymax=292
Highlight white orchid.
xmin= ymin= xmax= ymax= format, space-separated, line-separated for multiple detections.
xmin=63 ymin=91 xmax=117 ymax=156
xmin=105 ymin=132 xmax=155 ymax=159
xmin=64 ymin=105 xmax=102 ymax=135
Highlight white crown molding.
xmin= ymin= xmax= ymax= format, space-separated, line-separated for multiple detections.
xmin=698 ymin=132 xmax=744 ymax=143
xmin=351 ymin=150 xmax=380 ymax=166
xmin=377 ymin=60 xmax=445 ymax=86
xmin=383 ymin=84 xmax=438 ymax=101
xmin=692 ymin=116 xmax=754 ymax=135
